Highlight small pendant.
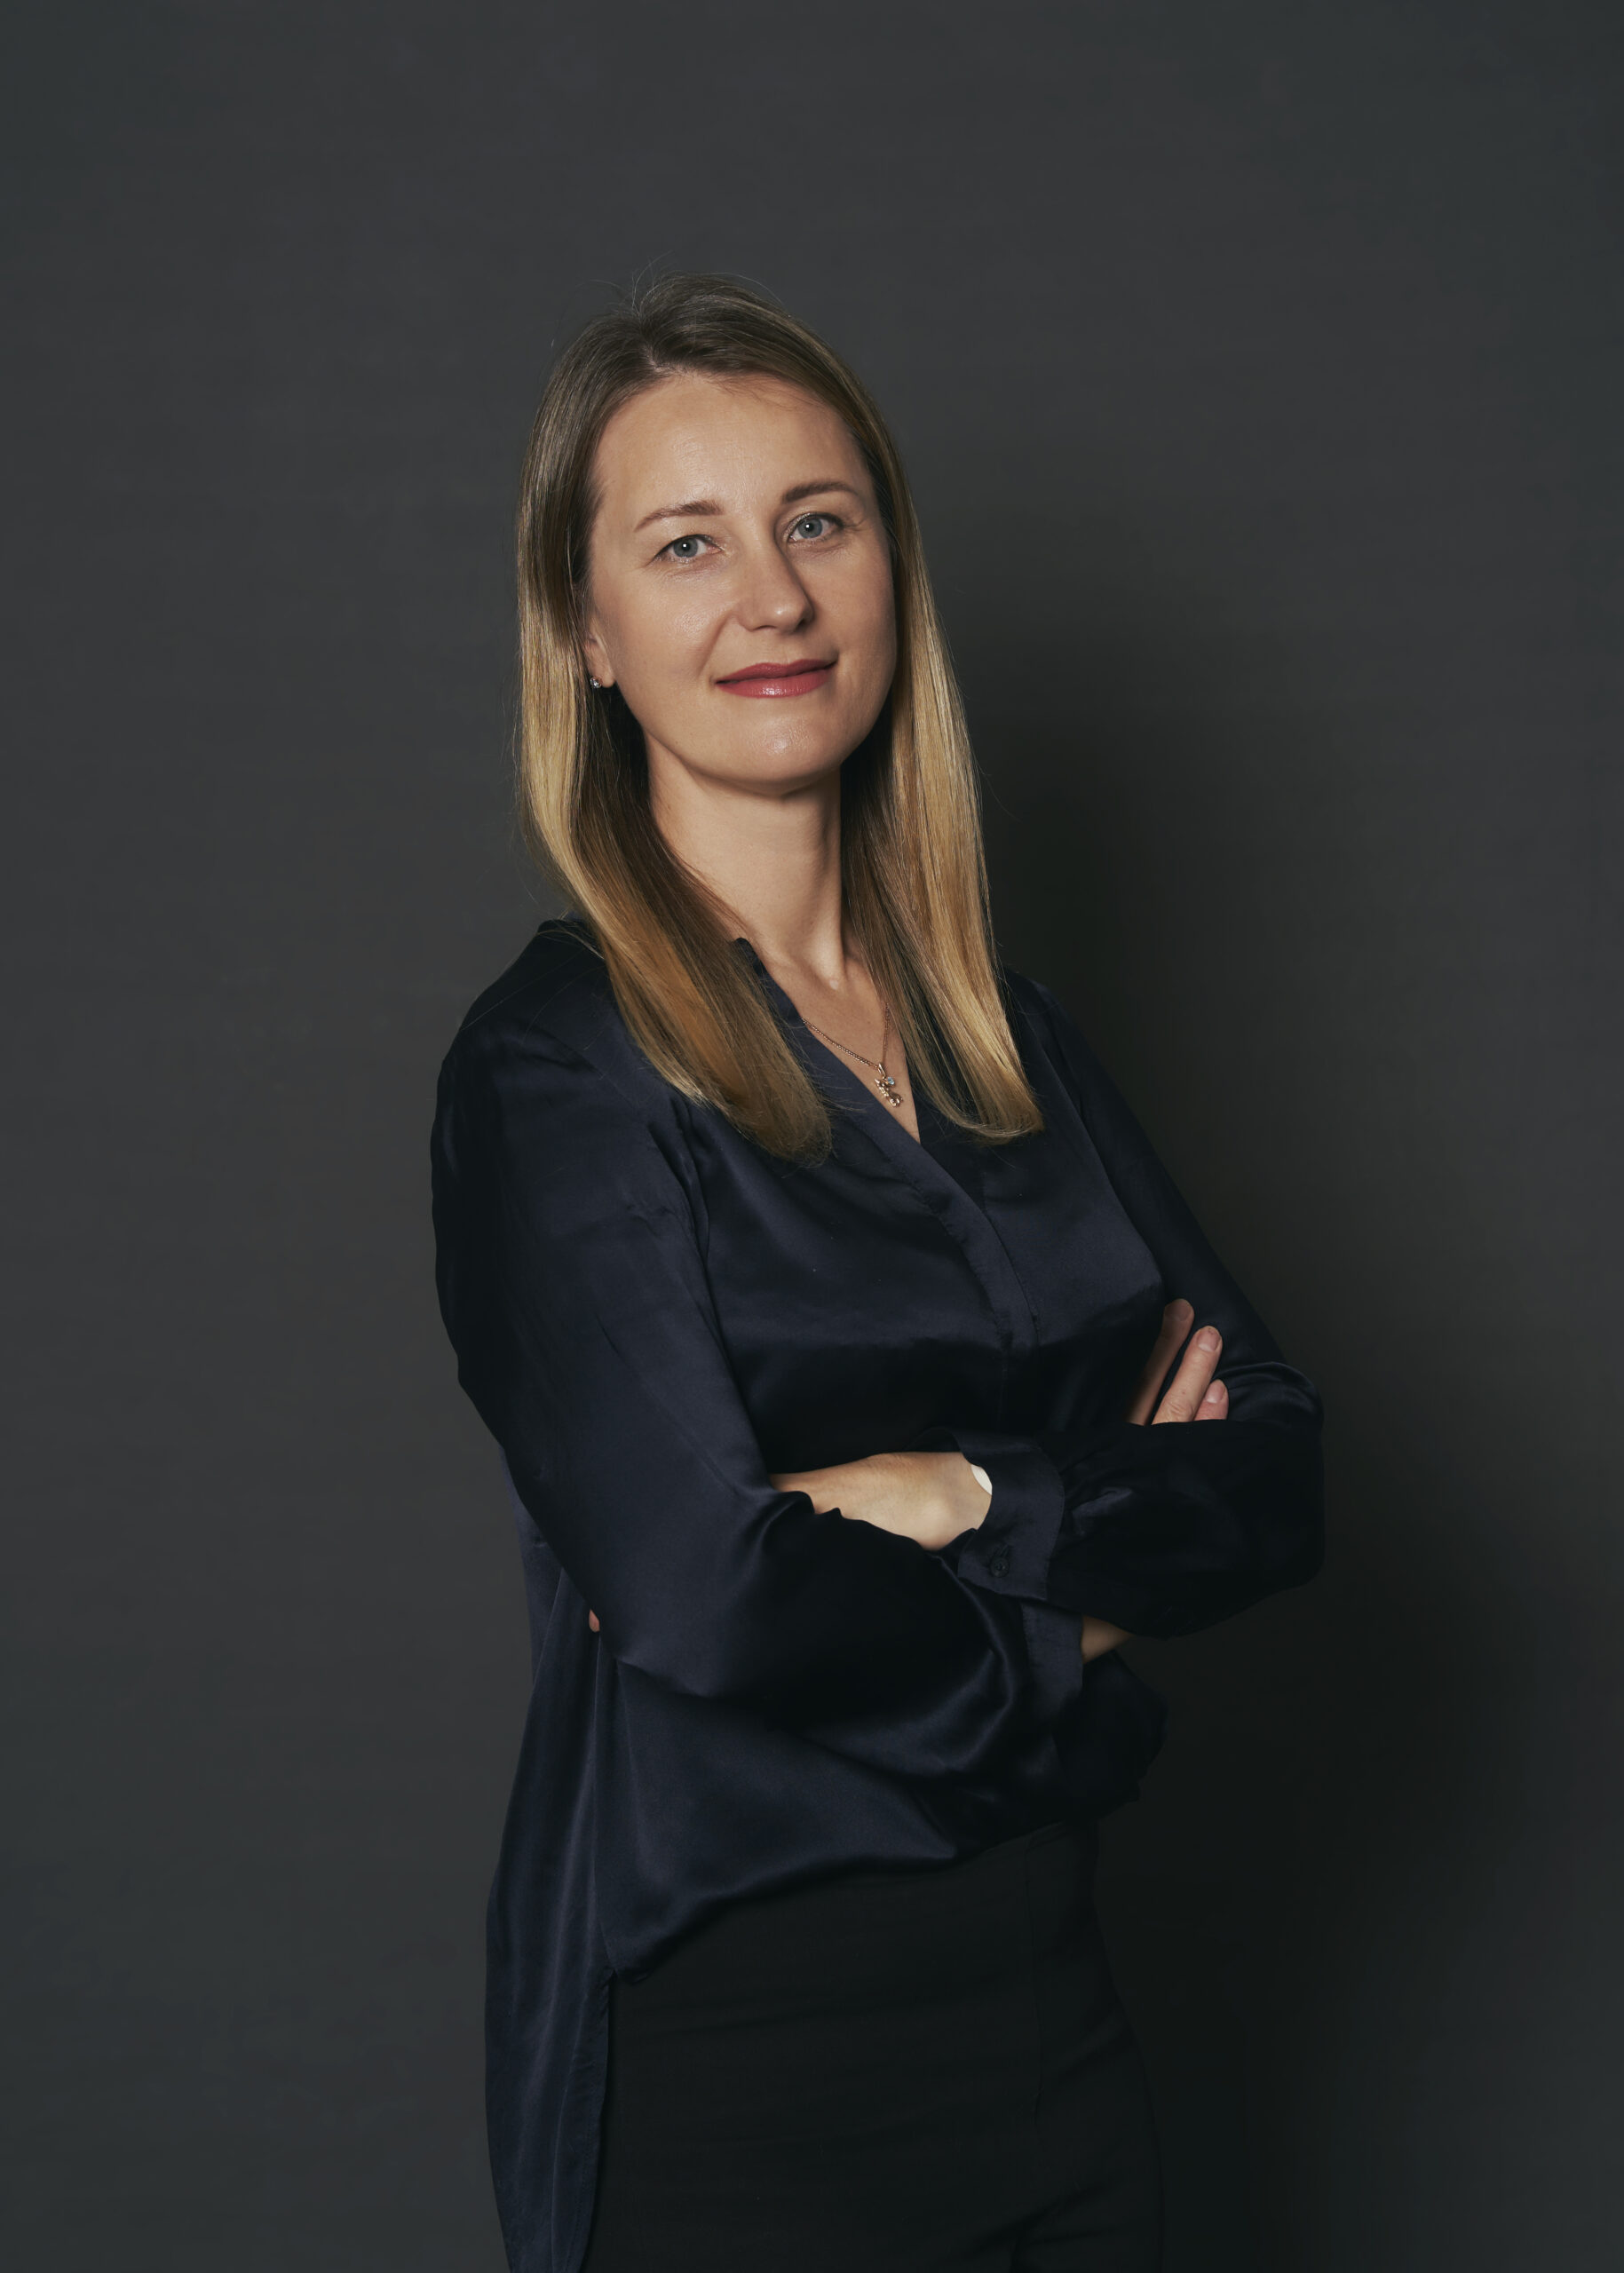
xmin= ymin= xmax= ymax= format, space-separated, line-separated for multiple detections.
xmin=875 ymin=1068 xmax=903 ymax=1108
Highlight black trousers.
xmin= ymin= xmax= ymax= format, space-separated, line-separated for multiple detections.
xmin=582 ymin=1821 xmax=1162 ymax=2272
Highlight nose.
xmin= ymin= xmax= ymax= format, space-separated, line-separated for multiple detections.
xmin=736 ymin=535 xmax=813 ymax=633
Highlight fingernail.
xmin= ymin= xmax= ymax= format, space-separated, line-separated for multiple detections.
xmin=1196 ymin=1327 xmax=1221 ymax=1352
xmin=1203 ymin=1383 xmax=1224 ymax=1403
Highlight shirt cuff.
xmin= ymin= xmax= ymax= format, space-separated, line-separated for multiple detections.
xmin=910 ymin=1426 xmax=1066 ymax=1599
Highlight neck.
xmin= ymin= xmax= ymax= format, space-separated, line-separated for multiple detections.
xmin=648 ymin=750 xmax=855 ymax=993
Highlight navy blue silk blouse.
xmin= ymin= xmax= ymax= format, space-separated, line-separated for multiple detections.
xmin=431 ymin=919 xmax=1323 ymax=2273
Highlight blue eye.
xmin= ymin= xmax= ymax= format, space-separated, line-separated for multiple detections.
xmin=664 ymin=534 xmax=709 ymax=560
xmin=788 ymin=513 xmax=838 ymax=541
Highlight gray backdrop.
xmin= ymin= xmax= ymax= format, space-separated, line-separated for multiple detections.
xmin=5 ymin=3 xmax=1620 ymax=2267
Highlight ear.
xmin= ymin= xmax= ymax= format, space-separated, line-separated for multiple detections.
xmin=579 ymin=622 xmax=615 ymax=692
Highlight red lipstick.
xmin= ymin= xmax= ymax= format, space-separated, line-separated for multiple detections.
xmin=715 ymin=657 xmax=835 ymax=698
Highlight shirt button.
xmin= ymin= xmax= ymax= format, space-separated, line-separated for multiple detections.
xmin=988 ymin=1548 xmax=1011 ymax=1579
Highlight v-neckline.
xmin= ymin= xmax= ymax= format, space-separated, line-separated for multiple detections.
xmin=734 ymin=938 xmax=925 ymax=1145
xmin=729 ymin=937 xmax=1040 ymax=1374
xmin=737 ymin=942 xmax=987 ymax=1212
xmin=740 ymin=943 xmax=1041 ymax=1373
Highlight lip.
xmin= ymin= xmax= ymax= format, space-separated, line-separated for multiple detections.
xmin=715 ymin=656 xmax=836 ymax=699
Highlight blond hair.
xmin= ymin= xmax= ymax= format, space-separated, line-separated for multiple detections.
xmin=515 ymin=273 xmax=1042 ymax=1159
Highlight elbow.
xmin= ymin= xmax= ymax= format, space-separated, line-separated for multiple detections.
xmin=1258 ymin=1522 xmax=1324 ymax=1599
xmin=1252 ymin=1468 xmax=1326 ymax=1600
xmin=674 ymin=1637 xmax=785 ymax=1708
xmin=1291 ymin=1504 xmax=1327 ymax=1587
xmin=604 ymin=1626 xmax=747 ymax=1705
xmin=1176 ymin=1429 xmax=1327 ymax=1609
xmin=1190 ymin=1516 xmax=1326 ymax=1631
xmin=608 ymin=1606 xmax=802 ymax=1709
xmin=1173 ymin=1465 xmax=1326 ymax=1629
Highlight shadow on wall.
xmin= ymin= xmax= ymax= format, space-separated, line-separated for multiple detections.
xmin=959 ymin=552 xmax=1541 ymax=2272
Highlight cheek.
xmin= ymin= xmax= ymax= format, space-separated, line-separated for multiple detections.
xmin=591 ymin=586 xmax=700 ymax=691
xmin=843 ymin=561 xmax=898 ymax=685
xmin=876 ymin=584 xmax=899 ymax=675
xmin=608 ymin=582 xmax=717 ymax=689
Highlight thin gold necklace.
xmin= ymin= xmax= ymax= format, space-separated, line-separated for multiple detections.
xmin=801 ymin=1007 xmax=906 ymax=1110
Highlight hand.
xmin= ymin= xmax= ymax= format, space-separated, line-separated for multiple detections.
xmin=769 ymin=1451 xmax=993 ymax=1552
xmin=1081 ymin=1298 xmax=1228 ymax=1667
xmin=1081 ymin=1615 xmax=1129 ymax=1662
xmin=588 ymin=1453 xmax=992 ymax=1631
xmin=1126 ymin=1299 xmax=1229 ymax=1426
xmin=774 ymin=1455 xmax=1129 ymax=1666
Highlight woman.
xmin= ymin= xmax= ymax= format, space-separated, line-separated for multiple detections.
xmin=432 ymin=273 xmax=1322 ymax=2273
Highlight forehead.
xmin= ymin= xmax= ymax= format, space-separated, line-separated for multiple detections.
xmin=591 ymin=372 xmax=865 ymax=517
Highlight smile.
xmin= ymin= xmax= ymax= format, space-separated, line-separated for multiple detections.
xmin=715 ymin=658 xmax=836 ymax=699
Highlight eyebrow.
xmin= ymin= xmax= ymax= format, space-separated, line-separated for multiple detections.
xmin=632 ymin=479 xmax=862 ymax=534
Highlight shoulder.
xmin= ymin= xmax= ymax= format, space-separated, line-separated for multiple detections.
xmin=999 ymin=963 xmax=1060 ymax=1032
xmin=444 ymin=922 xmax=660 ymax=1105
xmin=434 ymin=921 xmax=695 ymax=1187
xmin=453 ymin=919 xmax=611 ymax=1053
xmin=998 ymin=964 xmax=1131 ymax=1136
xmin=999 ymin=964 xmax=1097 ymax=1074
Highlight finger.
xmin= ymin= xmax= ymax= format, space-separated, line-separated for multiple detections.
xmin=1195 ymin=1377 xmax=1228 ymax=1422
xmin=1152 ymin=1326 xmax=1223 ymax=1423
xmin=588 ymin=1611 xmax=600 ymax=1633
xmin=1126 ymin=1300 xmax=1194 ymax=1425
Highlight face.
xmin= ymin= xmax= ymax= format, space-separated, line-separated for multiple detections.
xmin=580 ymin=373 xmax=898 ymax=800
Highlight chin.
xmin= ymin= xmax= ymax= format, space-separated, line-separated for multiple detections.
xmin=722 ymin=727 xmax=858 ymax=794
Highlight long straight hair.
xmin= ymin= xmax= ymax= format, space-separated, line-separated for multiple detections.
xmin=516 ymin=273 xmax=1042 ymax=1160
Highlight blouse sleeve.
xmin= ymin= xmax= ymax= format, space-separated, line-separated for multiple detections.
xmin=941 ymin=978 xmax=1325 ymax=1640
xmin=432 ymin=1015 xmax=1081 ymax=1788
